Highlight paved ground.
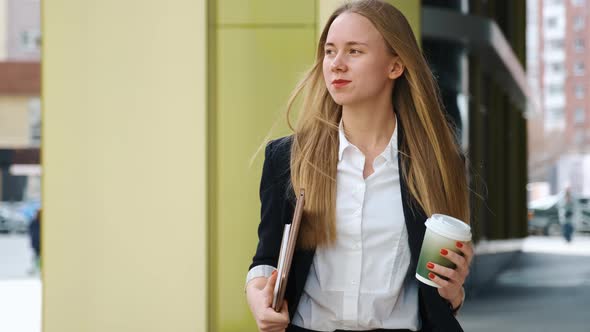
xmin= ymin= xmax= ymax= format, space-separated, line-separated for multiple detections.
xmin=458 ymin=234 xmax=590 ymax=332
xmin=0 ymin=278 xmax=42 ymax=332
xmin=0 ymin=233 xmax=37 ymax=279
xmin=0 ymin=234 xmax=41 ymax=332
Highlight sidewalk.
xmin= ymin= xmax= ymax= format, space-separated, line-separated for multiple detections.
xmin=458 ymin=234 xmax=590 ymax=331
xmin=0 ymin=278 xmax=42 ymax=332
xmin=521 ymin=234 xmax=590 ymax=256
xmin=0 ymin=234 xmax=41 ymax=332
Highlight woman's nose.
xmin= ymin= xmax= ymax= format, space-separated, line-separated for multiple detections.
xmin=330 ymin=55 xmax=347 ymax=72
xmin=331 ymin=60 xmax=346 ymax=72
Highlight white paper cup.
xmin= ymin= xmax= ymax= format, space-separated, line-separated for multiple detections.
xmin=415 ymin=214 xmax=472 ymax=288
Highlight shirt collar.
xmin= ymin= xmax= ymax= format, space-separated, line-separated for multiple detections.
xmin=338 ymin=116 xmax=398 ymax=162
xmin=338 ymin=120 xmax=352 ymax=161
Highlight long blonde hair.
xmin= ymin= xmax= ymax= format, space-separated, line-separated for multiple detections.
xmin=287 ymin=0 xmax=469 ymax=249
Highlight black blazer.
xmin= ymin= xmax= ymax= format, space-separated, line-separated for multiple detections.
xmin=249 ymin=121 xmax=464 ymax=332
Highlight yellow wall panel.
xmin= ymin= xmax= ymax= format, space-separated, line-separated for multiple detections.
xmin=214 ymin=27 xmax=315 ymax=331
xmin=42 ymin=0 xmax=208 ymax=331
xmin=218 ymin=0 xmax=315 ymax=25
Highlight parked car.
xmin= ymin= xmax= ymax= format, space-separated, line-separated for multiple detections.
xmin=528 ymin=193 xmax=590 ymax=235
xmin=576 ymin=197 xmax=590 ymax=233
xmin=0 ymin=211 xmax=11 ymax=233
xmin=528 ymin=195 xmax=561 ymax=235
xmin=0 ymin=202 xmax=33 ymax=234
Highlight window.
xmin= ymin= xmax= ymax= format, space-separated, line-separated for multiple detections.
xmin=575 ymin=85 xmax=585 ymax=99
xmin=572 ymin=0 xmax=584 ymax=6
xmin=574 ymin=62 xmax=585 ymax=76
xmin=549 ymin=39 xmax=564 ymax=49
xmin=574 ymin=38 xmax=585 ymax=52
xmin=574 ymin=108 xmax=585 ymax=123
xmin=551 ymin=62 xmax=564 ymax=72
xmin=548 ymin=107 xmax=564 ymax=117
xmin=548 ymin=84 xmax=563 ymax=95
xmin=547 ymin=17 xmax=558 ymax=28
xmin=545 ymin=108 xmax=565 ymax=129
xmin=575 ymin=131 xmax=584 ymax=145
xmin=574 ymin=16 xmax=585 ymax=31
xmin=28 ymin=98 xmax=41 ymax=147
xmin=20 ymin=30 xmax=41 ymax=52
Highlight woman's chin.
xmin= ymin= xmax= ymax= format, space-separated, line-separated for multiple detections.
xmin=331 ymin=96 xmax=355 ymax=106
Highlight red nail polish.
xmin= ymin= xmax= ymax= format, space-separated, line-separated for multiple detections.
xmin=272 ymin=270 xmax=277 ymax=277
xmin=440 ymin=249 xmax=448 ymax=256
xmin=427 ymin=262 xmax=435 ymax=269
xmin=428 ymin=272 xmax=435 ymax=279
xmin=456 ymin=242 xmax=464 ymax=248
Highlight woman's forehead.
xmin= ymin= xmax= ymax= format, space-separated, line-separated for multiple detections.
xmin=326 ymin=12 xmax=382 ymax=46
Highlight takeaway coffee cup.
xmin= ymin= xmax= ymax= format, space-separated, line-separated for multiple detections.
xmin=415 ymin=214 xmax=472 ymax=288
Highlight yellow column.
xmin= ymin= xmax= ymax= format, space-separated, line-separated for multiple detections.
xmin=209 ymin=1 xmax=316 ymax=331
xmin=42 ymin=1 xmax=208 ymax=331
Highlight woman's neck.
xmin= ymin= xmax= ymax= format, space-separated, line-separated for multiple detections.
xmin=341 ymin=104 xmax=396 ymax=154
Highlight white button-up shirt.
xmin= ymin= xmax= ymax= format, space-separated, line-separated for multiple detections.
xmin=246 ymin=117 xmax=421 ymax=331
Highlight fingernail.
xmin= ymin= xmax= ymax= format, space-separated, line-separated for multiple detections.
xmin=440 ymin=249 xmax=448 ymax=256
xmin=271 ymin=270 xmax=277 ymax=277
xmin=427 ymin=262 xmax=435 ymax=269
xmin=428 ymin=272 xmax=435 ymax=279
xmin=456 ymin=241 xmax=464 ymax=248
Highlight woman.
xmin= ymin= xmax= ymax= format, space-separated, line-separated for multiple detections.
xmin=246 ymin=1 xmax=474 ymax=331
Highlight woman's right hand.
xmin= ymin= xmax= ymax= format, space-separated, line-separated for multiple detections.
xmin=246 ymin=270 xmax=290 ymax=332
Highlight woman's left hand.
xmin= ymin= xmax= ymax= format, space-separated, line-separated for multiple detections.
xmin=426 ymin=241 xmax=474 ymax=308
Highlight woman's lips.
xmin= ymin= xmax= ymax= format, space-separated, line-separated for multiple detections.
xmin=332 ymin=80 xmax=351 ymax=88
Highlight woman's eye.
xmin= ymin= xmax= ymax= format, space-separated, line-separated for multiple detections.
xmin=350 ymin=49 xmax=361 ymax=54
xmin=325 ymin=49 xmax=334 ymax=55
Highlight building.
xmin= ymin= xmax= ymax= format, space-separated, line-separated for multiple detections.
xmin=528 ymin=0 xmax=590 ymax=196
xmin=0 ymin=0 xmax=41 ymax=201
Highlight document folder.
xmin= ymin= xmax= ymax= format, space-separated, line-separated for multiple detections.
xmin=272 ymin=188 xmax=305 ymax=312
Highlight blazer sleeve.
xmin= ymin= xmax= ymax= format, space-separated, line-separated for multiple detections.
xmin=248 ymin=140 xmax=286 ymax=270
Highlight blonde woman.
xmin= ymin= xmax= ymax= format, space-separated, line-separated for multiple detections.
xmin=246 ymin=1 xmax=474 ymax=331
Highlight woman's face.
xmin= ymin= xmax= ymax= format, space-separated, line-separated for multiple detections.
xmin=322 ymin=12 xmax=402 ymax=106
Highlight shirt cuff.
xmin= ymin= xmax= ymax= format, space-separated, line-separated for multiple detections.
xmin=244 ymin=265 xmax=276 ymax=292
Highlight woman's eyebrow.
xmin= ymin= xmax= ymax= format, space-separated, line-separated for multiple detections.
xmin=325 ymin=41 xmax=369 ymax=47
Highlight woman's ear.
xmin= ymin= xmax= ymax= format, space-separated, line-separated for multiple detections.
xmin=389 ymin=57 xmax=404 ymax=80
